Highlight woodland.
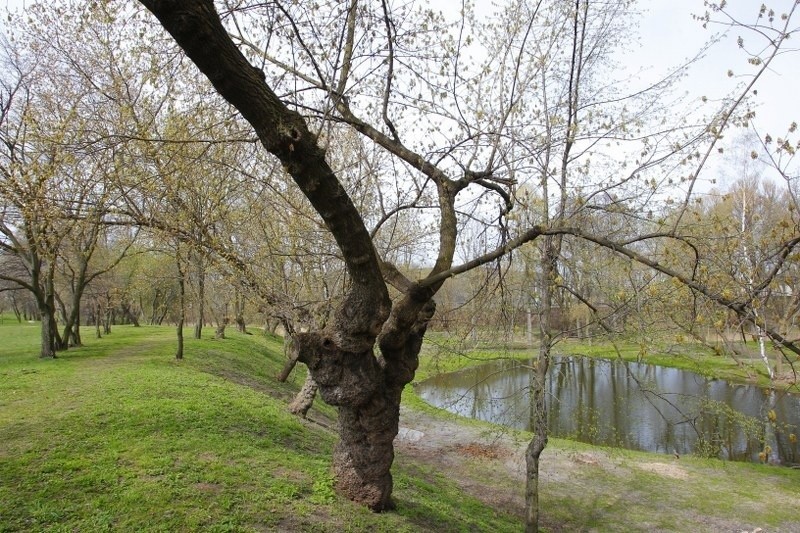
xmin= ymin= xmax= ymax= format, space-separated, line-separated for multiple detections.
xmin=1 ymin=1 xmax=799 ymax=531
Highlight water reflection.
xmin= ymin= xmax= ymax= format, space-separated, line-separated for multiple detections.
xmin=415 ymin=356 xmax=800 ymax=464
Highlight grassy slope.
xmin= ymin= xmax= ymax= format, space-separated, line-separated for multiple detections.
xmin=2 ymin=319 xmax=799 ymax=532
xmin=0 ymin=320 xmax=519 ymax=532
xmin=410 ymin=334 xmax=800 ymax=531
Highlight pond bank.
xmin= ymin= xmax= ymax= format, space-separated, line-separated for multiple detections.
xmin=396 ymin=400 xmax=800 ymax=531
xmin=415 ymin=355 xmax=800 ymax=464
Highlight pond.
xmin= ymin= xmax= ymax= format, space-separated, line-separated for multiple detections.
xmin=415 ymin=356 xmax=800 ymax=464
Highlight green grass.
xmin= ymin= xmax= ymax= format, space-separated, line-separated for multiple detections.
xmin=0 ymin=321 xmax=521 ymax=532
xmin=3 ymin=321 xmax=799 ymax=532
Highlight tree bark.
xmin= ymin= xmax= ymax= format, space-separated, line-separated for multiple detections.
xmin=194 ymin=251 xmax=205 ymax=339
xmin=215 ymin=317 xmax=228 ymax=339
xmin=94 ymin=299 xmax=102 ymax=339
xmin=36 ymin=266 xmax=60 ymax=359
xmin=333 ymin=391 xmax=399 ymax=510
xmin=526 ymin=240 xmax=557 ymax=532
xmin=121 ymin=301 xmax=141 ymax=327
xmin=234 ymin=287 xmax=246 ymax=333
xmin=39 ymin=299 xmax=58 ymax=359
xmin=175 ymin=247 xmax=186 ymax=360
xmin=288 ymin=372 xmax=318 ymax=418
xmin=103 ymin=291 xmax=112 ymax=334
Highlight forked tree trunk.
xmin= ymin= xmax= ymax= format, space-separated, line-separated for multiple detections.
xmin=138 ymin=0 xmax=431 ymax=511
xmin=215 ymin=317 xmax=228 ymax=339
xmin=291 ymin=299 xmax=433 ymax=511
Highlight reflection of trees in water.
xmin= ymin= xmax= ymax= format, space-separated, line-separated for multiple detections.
xmin=417 ymin=355 xmax=800 ymax=464
xmin=693 ymin=398 xmax=762 ymax=460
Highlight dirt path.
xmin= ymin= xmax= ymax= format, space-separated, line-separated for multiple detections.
xmin=396 ymin=406 xmax=529 ymax=517
xmin=395 ymin=406 xmax=800 ymax=532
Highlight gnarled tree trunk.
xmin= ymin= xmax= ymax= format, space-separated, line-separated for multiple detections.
xmin=139 ymin=0 xmax=437 ymax=511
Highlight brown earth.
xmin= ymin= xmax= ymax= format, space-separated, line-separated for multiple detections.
xmin=394 ymin=406 xmax=800 ymax=532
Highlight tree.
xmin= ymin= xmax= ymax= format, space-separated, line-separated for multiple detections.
xmin=1 ymin=1 xmax=154 ymax=356
xmin=0 ymin=46 xmax=78 ymax=357
xmin=128 ymin=0 xmax=800 ymax=528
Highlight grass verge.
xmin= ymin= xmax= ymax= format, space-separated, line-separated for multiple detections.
xmin=3 ymin=321 xmax=799 ymax=532
xmin=0 ymin=322 xmax=519 ymax=532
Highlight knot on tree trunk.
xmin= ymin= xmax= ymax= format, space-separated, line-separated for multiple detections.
xmin=293 ymin=331 xmax=381 ymax=407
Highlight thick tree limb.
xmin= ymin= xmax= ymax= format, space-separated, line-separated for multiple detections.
xmin=137 ymin=0 xmax=390 ymax=351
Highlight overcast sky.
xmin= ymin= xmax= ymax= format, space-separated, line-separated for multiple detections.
xmin=636 ymin=0 xmax=797 ymax=133
xmin=3 ymin=0 xmax=793 ymax=137
xmin=2 ymin=0 xmax=796 ymax=181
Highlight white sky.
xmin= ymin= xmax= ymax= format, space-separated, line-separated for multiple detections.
xmin=633 ymin=0 xmax=798 ymax=137
xmin=2 ymin=0 xmax=796 ymax=182
xmin=3 ymin=0 xmax=793 ymax=137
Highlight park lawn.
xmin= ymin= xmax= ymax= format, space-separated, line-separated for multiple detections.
xmin=2 ymin=319 xmax=799 ymax=532
xmin=0 ymin=321 xmax=520 ymax=532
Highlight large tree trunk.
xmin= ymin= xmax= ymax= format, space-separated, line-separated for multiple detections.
xmin=290 ymin=298 xmax=433 ymax=511
xmin=334 ymin=391 xmax=400 ymax=510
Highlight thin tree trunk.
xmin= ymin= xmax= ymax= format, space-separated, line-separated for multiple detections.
xmin=176 ymin=248 xmax=186 ymax=360
xmin=95 ymin=299 xmax=102 ymax=339
xmin=234 ymin=286 xmax=246 ymax=333
xmin=194 ymin=251 xmax=205 ymax=339
xmin=526 ymin=240 xmax=557 ymax=532
xmin=176 ymin=316 xmax=185 ymax=359
xmin=525 ymin=371 xmax=548 ymax=532
xmin=11 ymin=295 xmax=22 ymax=323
